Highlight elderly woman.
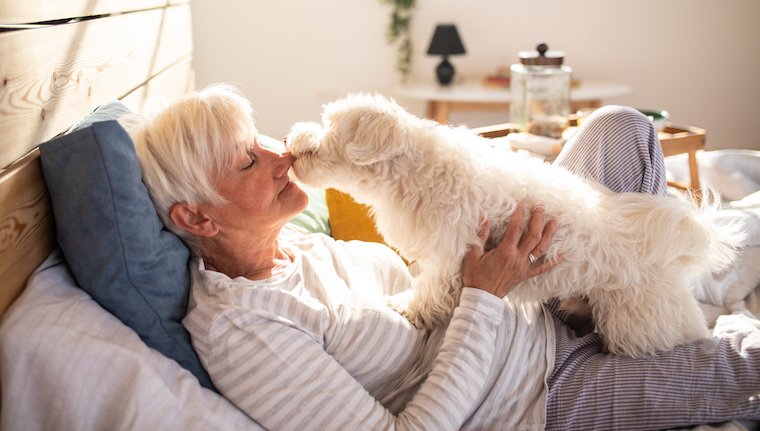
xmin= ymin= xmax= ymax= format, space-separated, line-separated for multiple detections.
xmin=127 ymin=84 xmax=759 ymax=430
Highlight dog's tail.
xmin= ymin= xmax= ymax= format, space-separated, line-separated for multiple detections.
xmin=689 ymin=187 xmax=746 ymax=271
xmin=612 ymin=187 xmax=744 ymax=275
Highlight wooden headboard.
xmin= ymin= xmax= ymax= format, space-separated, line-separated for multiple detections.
xmin=0 ymin=0 xmax=196 ymax=316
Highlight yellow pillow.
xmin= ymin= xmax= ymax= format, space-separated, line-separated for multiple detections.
xmin=325 ymin=188 xmax=385 ymax=244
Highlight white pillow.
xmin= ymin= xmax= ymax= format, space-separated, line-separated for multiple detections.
xmin=0 ymin=250 xmax=263 ymax=431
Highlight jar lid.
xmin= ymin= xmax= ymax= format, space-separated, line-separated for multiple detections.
xmin=519 ymin=42 xmax=565 ymax=66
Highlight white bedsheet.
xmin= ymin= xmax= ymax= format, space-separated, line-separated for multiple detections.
xmin=0 ymin=250 xmax=263 ymax=431
xmin=666 ymin=150 xmax=760 ymax=325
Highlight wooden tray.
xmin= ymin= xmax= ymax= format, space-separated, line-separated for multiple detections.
xmin=473 ymin=122 xmax=706 ymax=191
xmin=659 ymin=123 xmax=706 ymax=191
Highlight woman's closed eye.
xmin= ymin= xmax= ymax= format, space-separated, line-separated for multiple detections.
xmin=242 ymin=153 xmax=256 ymax=170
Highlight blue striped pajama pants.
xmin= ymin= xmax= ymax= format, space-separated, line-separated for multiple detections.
xmin=543 ymin=106 xmax=760 ymax=430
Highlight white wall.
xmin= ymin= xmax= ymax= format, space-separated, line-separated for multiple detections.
xmin=192 ymin=0 xmax=760 ymax=150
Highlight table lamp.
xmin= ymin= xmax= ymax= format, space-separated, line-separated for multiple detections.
xmin=426 ymin=24 xmax=466 ymax=86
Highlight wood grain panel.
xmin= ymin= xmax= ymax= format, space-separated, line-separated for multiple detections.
xmin=0 ymin=0 xmax=188 ymax=25
xmin=0 ymin=149 xmax=54 ymax=316
xmin=0 ymin=4 xmax=193 ymax=170
xmin=0 ymin=53 xmax=195 ymax=316
xmin=121 ymin=55 xmax=195 ymax=115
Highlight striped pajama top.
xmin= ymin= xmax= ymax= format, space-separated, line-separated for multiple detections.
xmin=183 ymin=227 xmax=555 ymax=430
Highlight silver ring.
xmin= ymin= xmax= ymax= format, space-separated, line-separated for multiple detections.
xmin=528 ymin=253 xmax=537 ymax=264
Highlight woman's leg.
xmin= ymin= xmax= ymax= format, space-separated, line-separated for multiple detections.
xmin=545 ymin=106 xmax=760 ymax=428
xmin=546 ymin=105 xmax=669 ymax=333
xmin=545 ymin=313 xmax=760 ymax=430
xmin=553 ymin=105 xmax=668 ymax=196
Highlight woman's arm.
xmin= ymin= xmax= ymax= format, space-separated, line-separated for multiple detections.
xmin=208 ymin=291 xmax=504 ymax=431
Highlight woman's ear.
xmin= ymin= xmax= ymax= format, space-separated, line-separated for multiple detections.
xmin=168 ymin=203 xmax=219 ymax=238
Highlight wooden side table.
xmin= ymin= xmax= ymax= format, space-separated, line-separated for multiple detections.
xmin=399 ymin=81 xmax=633 ymax=124
xmin=472 ymin=123 xmax=706 ymax=191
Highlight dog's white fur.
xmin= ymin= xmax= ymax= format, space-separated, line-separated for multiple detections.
xmin=286 ymin=94 xmax=741 ymax=357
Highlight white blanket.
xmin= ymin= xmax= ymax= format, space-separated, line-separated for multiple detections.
xmin=666 ymin=150 xmax=760 ymax=325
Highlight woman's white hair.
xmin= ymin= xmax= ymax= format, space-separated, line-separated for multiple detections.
xmin=124 ymin=83 xmax=256 ymax=242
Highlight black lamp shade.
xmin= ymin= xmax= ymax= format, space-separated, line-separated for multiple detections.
xmin=427 ymin=24 xmax=466 ymax=85
xmin=426 ymin=25 xmax=466 ymax=56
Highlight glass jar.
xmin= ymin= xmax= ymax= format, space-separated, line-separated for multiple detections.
xmin=509 ymin=42 xmax=572 ymax=138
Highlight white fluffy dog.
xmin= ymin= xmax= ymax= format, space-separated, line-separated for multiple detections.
xmin=286 ymin=94 xmax=740 ymax=357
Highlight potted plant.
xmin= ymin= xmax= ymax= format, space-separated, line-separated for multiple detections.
xmin=379 ymin=0 xmax=417 ymax=82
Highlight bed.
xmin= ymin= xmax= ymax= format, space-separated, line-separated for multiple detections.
xmin=1 ymin=1 xmax=759 ymax=429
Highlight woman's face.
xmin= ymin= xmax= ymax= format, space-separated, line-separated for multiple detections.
xmin=202 ymin=134 xmax=309 ymax=238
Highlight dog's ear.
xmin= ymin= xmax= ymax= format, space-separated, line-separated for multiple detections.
xmin=344 ymin=110 xmax=407 ymax=165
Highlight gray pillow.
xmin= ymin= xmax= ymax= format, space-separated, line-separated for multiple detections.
xmin=39 ymin=109 xmax=216 ymax=391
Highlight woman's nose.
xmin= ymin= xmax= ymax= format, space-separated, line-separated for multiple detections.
xmin=274 ymin=152 xmax=294 ymax=176
xmin=260 ymin=146 xmax=293 ymax=165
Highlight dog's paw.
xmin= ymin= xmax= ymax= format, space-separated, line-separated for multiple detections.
xmin=558 ymin=296 xmax=593 ymax=317
xmin=385 ymin=293 xmax=416 ymax=324
xmin=384 ymin=292 xmax=430 ymax=329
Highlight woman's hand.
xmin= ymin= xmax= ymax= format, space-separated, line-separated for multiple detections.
xmin=462 ymin=202 xmax=562 ymax=298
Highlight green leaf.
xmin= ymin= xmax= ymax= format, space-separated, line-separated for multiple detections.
xmin=378 ymin=0 xmax=417 ymax=81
